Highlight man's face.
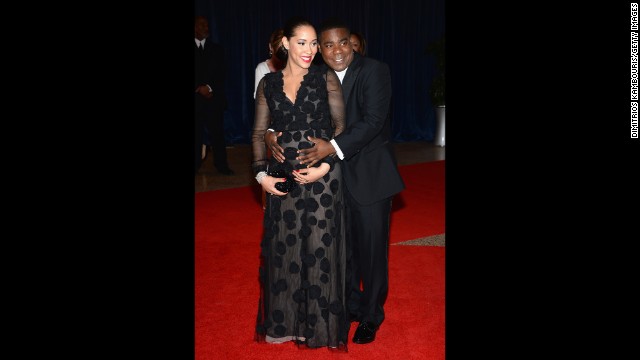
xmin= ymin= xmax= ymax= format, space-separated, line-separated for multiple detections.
xmin=319 ymin=28 xmax=354 ymax=72
xmin=195 ymin=16 xmax=209 ymax=40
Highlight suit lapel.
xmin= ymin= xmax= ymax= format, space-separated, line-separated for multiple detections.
xmin=340 ymin=54 xmax=361 ymax=105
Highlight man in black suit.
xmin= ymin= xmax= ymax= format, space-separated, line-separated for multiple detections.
xmin=265 ymin=18 xmax=405 ymax=344
xmin=195 ymin=15 xmax=234 ymax=175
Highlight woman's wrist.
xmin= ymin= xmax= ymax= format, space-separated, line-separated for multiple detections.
xmin=318 ymin=163 xmax=330 ymax=177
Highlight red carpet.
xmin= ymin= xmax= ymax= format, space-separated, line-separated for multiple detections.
xmin=391 ymin=160 xmax=445 ymax=243
xmin=196 ymin=161 xmax=445 ymax=359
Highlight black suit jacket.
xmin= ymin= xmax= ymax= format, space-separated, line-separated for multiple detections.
xmin=195 ymin=39 xmax=227 ymax=110
xmin=332 ymin=53 xmax=405 ymax=205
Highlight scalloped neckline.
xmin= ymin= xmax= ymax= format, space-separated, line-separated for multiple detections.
xmin=278 ymin=70 xmax=312 ymax=105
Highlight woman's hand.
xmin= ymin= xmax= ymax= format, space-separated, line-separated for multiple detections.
xmin=261 ymin=175 xmax=288 ymax=196
xmin=292 ymin=163 xmax=330 ymax=184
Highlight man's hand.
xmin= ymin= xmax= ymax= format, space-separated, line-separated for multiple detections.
xmin=297 ymin=136 xmax=335 ymax=167
xmin=265 ymin=131 xmax=285 ymax=163
xmin=195 ymin=85 xmax=213 ymax=99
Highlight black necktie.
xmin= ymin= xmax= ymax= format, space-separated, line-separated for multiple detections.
xmin=198 ymin=43 xmax=204 ymax=53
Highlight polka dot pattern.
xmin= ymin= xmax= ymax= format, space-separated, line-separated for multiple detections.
xmin=255 ymin=66 xmax=348 ymax=349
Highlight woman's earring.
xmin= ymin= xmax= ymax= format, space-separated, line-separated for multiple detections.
xmin=269 ymin=50 xmax=273 ymax=57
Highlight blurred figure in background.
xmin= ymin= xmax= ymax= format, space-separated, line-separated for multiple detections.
xmin=195 ymin=15 xmax=234 ymax=175
xmin=253 ymin=29 xmax=286 ymax=99
xmin=349 ymin=31 xmax=366 ymax=56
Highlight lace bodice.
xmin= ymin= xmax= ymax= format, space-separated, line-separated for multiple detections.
xmin=252 ymin=65 xmax=345 ymax=175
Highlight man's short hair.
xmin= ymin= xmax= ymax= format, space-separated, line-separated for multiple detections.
xmin=318 ymin=18 xmax=350 ymax=36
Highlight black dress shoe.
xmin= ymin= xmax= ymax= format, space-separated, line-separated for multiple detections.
xmin=352 ymin=321 xmax=378 ymax=344
xmin=217 ymin=167 xmax=235 ymax=176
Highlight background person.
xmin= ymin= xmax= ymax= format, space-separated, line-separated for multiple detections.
xmin=349 ymin=31 xmax=366 ymax=55
xmin=195 ymin=15 xmax=234 ymax=176
xmin=253 ymin=29 xmax=286 ymax=99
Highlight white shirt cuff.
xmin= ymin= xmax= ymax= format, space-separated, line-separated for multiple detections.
xmin=330 ymin=139 xmax=344 ymax=160
xmin=255 ymin=171 xmax=267 ymax=184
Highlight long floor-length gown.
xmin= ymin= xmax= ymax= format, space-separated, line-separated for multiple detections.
xmin=252 ymin=65 xmax=348 ymax=350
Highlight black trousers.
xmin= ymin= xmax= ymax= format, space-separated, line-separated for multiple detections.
xmin=195 ymin=97 xmax=229 ymax=174
xmin=345 ymin=188 xmax=392 ymax=327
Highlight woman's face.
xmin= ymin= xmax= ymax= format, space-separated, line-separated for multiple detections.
xmin=282 ymin=25 xmax=318 ymax=70
xmin=350 ymin=34 xmax=362 ymax=54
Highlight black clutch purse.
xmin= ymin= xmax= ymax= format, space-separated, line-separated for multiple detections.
xmin=267 ymin=168 xmax=298 ymax=193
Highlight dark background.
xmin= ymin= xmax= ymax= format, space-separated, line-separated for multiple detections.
xmin=195 ymin=0 xmax=445 ymax=144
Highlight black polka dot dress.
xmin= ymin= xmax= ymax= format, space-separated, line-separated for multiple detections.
xmin=252 ymin=65 xmax=348 ymax=350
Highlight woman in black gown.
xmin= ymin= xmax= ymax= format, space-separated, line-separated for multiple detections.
xmin=251 ymin=16 xmax=348 ymax=351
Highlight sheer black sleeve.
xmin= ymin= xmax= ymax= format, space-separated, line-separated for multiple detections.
xmin=252 ymin=77 xmax=270 ymax=175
